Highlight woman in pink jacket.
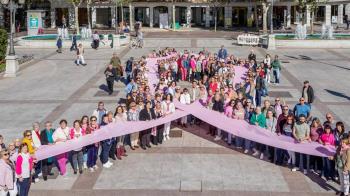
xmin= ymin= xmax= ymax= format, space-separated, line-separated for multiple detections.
xmin=0 ymin=149 xmax=17 ymax=196
xmin=15 ymin=144 xmax=33 ymax=196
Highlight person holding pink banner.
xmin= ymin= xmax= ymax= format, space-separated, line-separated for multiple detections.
xmin=320 ymin=125 xmax=336 ymax=180
xmin=39 ymin=122 xmax=55 ymax=181
xmin=52 ymin=119 xmax=70 ymax=177
xmin=161 ymin=94 xmax=175 ymax=141
xmin=250 ymin=107 xmax=267 ymax=160
xmin=100 ymin=115 xmax=113 ymax=168
xmin=85 ymin=116 xmax=99 ymax=172
xmin=114 ymin=106 xmax=128 ymax=160
xmin=127 ymin=102 xmax=140 ymax=150
xmin=69 ymin=120 xmax=85 ymax=174
xmin=293 ymin=114 xmax=311 ymax=175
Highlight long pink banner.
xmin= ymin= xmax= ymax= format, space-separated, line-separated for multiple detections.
xmin=35 ymin=101 xmax=335 ymax=161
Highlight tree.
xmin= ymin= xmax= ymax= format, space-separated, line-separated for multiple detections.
xmin=111 ymin=0 xmax=130 ymax=33
xmin=172 ymin=0 xmax=176 ymax=31
xmin=209 ymin=0 xmax=230 ymax=32
xmin=296 ymin=0 xmax=325 ymax=34
xmin=86 ymin=0 xmax=96 ymax=30
xmin=67 ymin=0 xmax=84 ymax=34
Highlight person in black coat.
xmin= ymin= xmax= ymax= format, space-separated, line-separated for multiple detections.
xmin=39 ymin=122 xmax=55 ymax=181
xmin=152 ymin=101 xmax=164 ymax=145
xmin=139 ymin=101 xmax=156 ymax=150
xmin=104 ymin=64 xmax=117 ymax=95
xmin=208 ymin=93 xmax=224 ymax=136
xmin=302 ymin=80 xmax=314 ymax=104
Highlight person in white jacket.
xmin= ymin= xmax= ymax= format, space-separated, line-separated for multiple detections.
xmin=161 ymin=94 xmax=175 ymax=141
xmin=179 ymin=88 xmax=191 ymax=128
xmin=31 ymin=122 xmax=41 ymax=182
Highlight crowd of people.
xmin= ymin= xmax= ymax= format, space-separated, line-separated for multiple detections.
xmin=0 ymin=46 xmax=349 ymax=196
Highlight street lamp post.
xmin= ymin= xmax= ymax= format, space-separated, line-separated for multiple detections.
xmin=270 ymin=0 xmax=274 ymax=34
xmin=1 ymin=0 xmax=25 ymax=77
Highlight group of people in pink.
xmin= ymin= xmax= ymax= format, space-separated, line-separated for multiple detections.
xmin=0 ymin=47 xmax=349 ymax=196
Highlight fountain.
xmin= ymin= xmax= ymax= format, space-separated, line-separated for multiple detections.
xmin=294 ymin=24 xmax=307 ymax=40
xmin=321 ymin=24 xmax=335 ymax=40
xmin=57 ymin=28 xmax=69 ymax=39
xmin=328 ymin=25 xmax=334 ymax=40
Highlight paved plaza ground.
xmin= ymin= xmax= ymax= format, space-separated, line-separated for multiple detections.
xmin=0 ymin=33 xmax=350 ymax=195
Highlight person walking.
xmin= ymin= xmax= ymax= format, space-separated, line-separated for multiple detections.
xmin=70 ymin=31 xmax=77 ymax=51
xmin=0 ymin=149 xmax=17 ymax=196
xmin=15 ymin=144 xmax=33 ymax=196
xmin=110 ymin=52 xmax=123 ymax=82
xmin=76 ymin=43 xmax=87 ymax=66
xmin=104 ymin=64 xmax=117 ymax=95
xmin=56 ymin=36 xmax=63 ymax=53
xmin=271 ymin=55 xmax=281 ymax=84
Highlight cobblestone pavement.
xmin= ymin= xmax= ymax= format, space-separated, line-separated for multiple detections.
xmin=0 ymin=34 xmax=349 ymax=196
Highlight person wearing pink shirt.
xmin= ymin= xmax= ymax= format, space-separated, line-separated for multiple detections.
xmin=320 ymin=125 xmax=335 ymax=146
xmin=320 ymin=124 xmax=335 ymax=181
xmin=189 ymin=55 xmax=196 ymax=81
xmin=52 ymin=119 xmax=70 ymax=177
xmin=15 ymin=144 xmax=33 ymax=196
xmin=81 ymin=116 xmax=89 ymax=170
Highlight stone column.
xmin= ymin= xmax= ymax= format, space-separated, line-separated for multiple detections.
xmin=325 ymin=4 xmax=331 ymax=26
xmin=247 ymin=6 xmax=253 ymax=27
xmin=129 ymin=3 xmax=134 ymax=31
xmin=68 ymin=6 xmax=75 ymax=28
xmin=150 ymin=6 xmax=154 ymax=28
xmin=338 ymin=4 xmax=344 ymax=25
xmin=0 ymin=6 xmax=4 ymax=28
xmin=186 ymin=6 xmax=192 ymax=27
xmin=111 ymin=6 xmax=116 ymax=28
xmin=195 ymin=7 xmax=201 ymax=25
xmin=91 ymin=6 xmax=96 ymax=28
xmin=168 ymin=5 xmax=172 ymax=28
xmin=205 ymin=6 xmax=210 ymax=28
xmin=346 ymin=4 xmax=350 ymax=18
xmin=286 ymin=4 xmax=291 ymax=28
xmin=50 ymin=7 xmax=56 ymax=28
xmin=224 ymin=6 xmax=232 ymax=28
xmin=306 ymin=5 xmax=311 ymax=26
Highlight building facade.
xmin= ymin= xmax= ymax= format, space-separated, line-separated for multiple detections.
xmin=1 ymin=0 xmax=350 ymax=31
